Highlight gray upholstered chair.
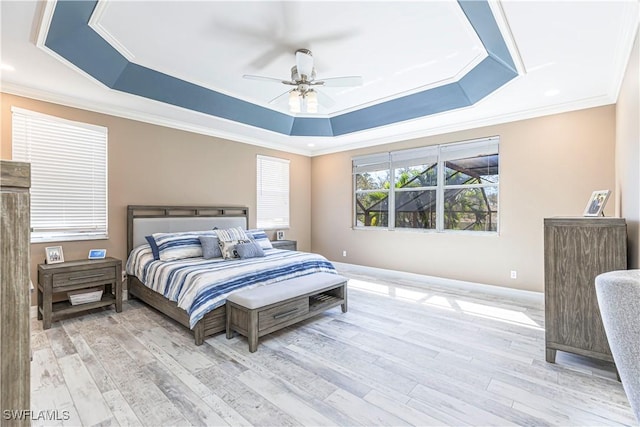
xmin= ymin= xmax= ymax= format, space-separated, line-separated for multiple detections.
xmin=595 ymin=269 xmax=640 ymax=422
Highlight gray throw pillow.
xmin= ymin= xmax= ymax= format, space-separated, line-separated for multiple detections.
xmin=236 ymin=240 xmax=265 ymax=259
xmin=199 ymin=236 xmax=222 ymax=259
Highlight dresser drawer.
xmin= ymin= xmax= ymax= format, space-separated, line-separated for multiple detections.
xmin=258 ymin=298 xmax=308 ymax=332
xmin=52 ymin=267 xmax=115 ymax=288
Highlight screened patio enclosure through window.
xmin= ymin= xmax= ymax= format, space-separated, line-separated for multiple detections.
xmin=354 ymin=138 xmax=499 ymax=232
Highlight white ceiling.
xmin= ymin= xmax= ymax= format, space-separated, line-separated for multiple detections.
xmin=1 ymin=1 xmax=638 ymax=156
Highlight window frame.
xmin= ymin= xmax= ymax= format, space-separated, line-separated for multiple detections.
xmin=11 ymin=107 xmax=108 ymax=243
xmin=352 ymin=137 xmax=500 ymax=234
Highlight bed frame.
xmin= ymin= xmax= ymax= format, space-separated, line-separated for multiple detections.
xmin=126 ymin=205 xmax=249 ymax=345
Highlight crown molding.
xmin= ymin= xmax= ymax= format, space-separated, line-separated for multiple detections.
xmin=608 ymin=3 xmax=640 ymax=102
xmin=88 ymin=0 xmax=136 ymax=62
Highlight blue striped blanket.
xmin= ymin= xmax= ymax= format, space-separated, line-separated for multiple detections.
xmin=126 ymin=245 xmax=337 ymax=328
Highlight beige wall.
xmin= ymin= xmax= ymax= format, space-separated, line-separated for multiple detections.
xmin=0 ymin=91 xmax=624 ymax=295
xmin=0 ymin=93 xmax=311 ymax=302
xmin=311 ymin=106 xmax=617 ymax=292
xmin=615 ymin=27 xmax=640 ymax=269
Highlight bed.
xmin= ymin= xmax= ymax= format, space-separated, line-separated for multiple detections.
xmin=125 ymin=205 xmax=337 ymax=345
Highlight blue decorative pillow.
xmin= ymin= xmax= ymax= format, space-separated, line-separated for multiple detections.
xmin=245 ymin=229 xmax=273 ymax=249
xmin=150 ymin=230 xmax=216 ymax=261
xmin=199 ymin=236 xmax=222 ymax=259
xmin=145 ymin=235 xmax=160 ymax=260
xmin=236 ymin=240 xmax=266 ymax=259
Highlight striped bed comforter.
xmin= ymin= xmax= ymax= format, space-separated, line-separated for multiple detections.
xmin=126 ymin=245 xmax=337 ymax=328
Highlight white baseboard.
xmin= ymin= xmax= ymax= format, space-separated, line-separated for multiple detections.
xmin=332 ymin=261 xmax=543 ymax=304
xmin=28 ymin=265 xmax=542 ymax=319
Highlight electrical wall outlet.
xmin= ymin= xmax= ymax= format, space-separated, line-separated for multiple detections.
xmin=342 ymin=250 xmax=347 ymax=257
xmin=510 ymin=270 xmax=517 ymax=279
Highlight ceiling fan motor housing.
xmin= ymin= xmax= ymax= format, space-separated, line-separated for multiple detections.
xmin=291 ymin=66 xmax=316 ymax=84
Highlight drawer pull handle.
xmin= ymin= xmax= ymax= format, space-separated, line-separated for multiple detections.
xmin=273 ymin=308 xmax=299 ymax=319
xmin=69 ymin=273 xmax=105 ymax=280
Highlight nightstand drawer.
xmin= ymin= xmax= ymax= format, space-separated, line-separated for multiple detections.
xmin=272 ymin=240 xmax=297 ymax=251
xmin=52 ymin=267 xmax=115 ymax=288
xmin=258 ymin=298 xmax=308 ymax=332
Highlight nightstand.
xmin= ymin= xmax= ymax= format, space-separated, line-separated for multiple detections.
xmin=37 ymin=257 xmax=122 ymax=329
xmin=272 ymin=240 xmax=297 ymax=251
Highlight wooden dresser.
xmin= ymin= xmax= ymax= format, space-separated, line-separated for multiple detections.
xmin=543 ymin=217 xmax=627 ymax=364
xmin=1 ymin=160 xmax=31 ymax=424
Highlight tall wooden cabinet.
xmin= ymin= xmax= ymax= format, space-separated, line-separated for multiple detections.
xmin=1 ymin=160 xmax=31 ymax=424
xmin=544 ymin=217 xmax=627 ymax=364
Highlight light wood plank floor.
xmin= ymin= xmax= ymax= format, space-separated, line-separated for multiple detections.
xmin=30 ymin=270 xmax=637 ymax=427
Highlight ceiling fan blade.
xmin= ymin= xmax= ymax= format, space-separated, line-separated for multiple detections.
xmin=268 ymin=90 xmax=292 ymax=104
xmin=243 ymin=75 xmax=288 ymax=84
xmin=310 ymin=29 xmax=360 ymax=44
xmin=249 ymin=46 xmax=288 ymax=70
xmin=295 ymin=50 xmax=314 ymax=78
xmin=316 ymin=90 xmax=335 ymax=108
xmin=317 ymin=76 xmax=363 ymax=87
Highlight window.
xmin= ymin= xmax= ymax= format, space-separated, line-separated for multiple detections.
xmin=12 ymin=107 xmax=108 ymax=242
xmin=441 ymin=141 xmax=499 ymax=232
xmin=353 ymin=137 xmax=499 ymax=233
xmin=256 ymin=155 xmax=289 ymax=229
xmin=354 ymin=153 xmax=390 ymax=227
xmin=392 ymin=146 xmax=439 ymax=230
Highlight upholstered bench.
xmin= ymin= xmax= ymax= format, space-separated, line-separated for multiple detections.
xmin=226 ymin=272 xmax=348 ymax=352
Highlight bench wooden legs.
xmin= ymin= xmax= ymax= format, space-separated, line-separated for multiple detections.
xmin=226 ymin=306 xmax=260 ymax=352
xmin=248 ymin=311 xmax=259 ymax=352
xmin=226 ymin=304 xmax=233 ymax=339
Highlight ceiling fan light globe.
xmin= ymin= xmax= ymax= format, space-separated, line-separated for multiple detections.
xmin=306 ymin=90 xmax=319 ymax=113
xmin=288 ymin=90 xmax=301 ymax=113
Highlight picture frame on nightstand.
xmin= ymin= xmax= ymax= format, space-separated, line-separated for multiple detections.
xmin=45 ymin=246 xmax=64 ymax=264
xmin=276 ymin=230 xmax=285 ymax=240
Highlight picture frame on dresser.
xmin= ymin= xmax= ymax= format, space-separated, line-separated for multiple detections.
xmin=584 ymin=189 xmax=611 ymax=216
xmin=45 ymin=246 xmax=64 ymax=264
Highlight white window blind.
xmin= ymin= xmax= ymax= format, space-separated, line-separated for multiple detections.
xmin=352 ymin=152 xmax=390 ymax=173
xmin=439 ymin=137 xmax=499 ymax=161
xmin=12 ymin=107 xmax=108 ymax=242
xmin=256 ymin=155 xmax=289 ymax=229
xmin=390 ymin=146 xmax=438 ymax=169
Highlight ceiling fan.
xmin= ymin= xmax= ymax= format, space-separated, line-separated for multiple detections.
xmin=243 ymin=49 xmax=363 ymax=113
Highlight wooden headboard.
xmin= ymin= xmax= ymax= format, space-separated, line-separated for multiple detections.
xmin=127 ymin=205 xmax=249 ymax=256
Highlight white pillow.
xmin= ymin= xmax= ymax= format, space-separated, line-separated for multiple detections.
xmin=245 ymin=229 xmax=273 ymax=249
